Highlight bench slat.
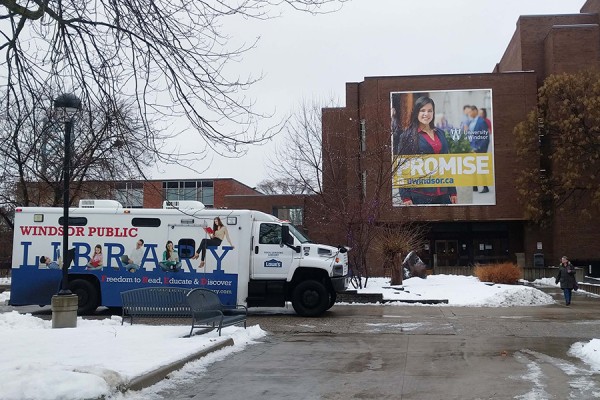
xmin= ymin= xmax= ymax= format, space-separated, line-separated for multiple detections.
xmin=186 ymin=288 xmax=247 ymax=336
xmin=120 ymin=287 xmax=247 ymax=337
xmin=121 ymin=287 xmax=192 ymax=325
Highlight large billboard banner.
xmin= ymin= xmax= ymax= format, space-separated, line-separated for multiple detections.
xmin=391 ymin=89 xmax=495 ymax=206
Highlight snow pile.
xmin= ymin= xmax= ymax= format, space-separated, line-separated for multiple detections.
xmin=0 ymin=311 xmax=266 ymax=400
xmin=355 ymin=275 xmax=555 ymax=306
xmin=569 ymin=339 xmax=600 ymax=372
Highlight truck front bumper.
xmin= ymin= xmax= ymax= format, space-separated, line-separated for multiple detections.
xmin=331 ymin=275 xmax=350 ymax=292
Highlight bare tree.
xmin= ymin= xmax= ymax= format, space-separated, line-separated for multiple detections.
xmin=376 ymin=223 xmax=427 ymax=285
xmin=0 ymin=0 xmax=347 ymax=228
xmin=270 ymin=98 xmax=422 ymax=285
xmin=267 ymin=98 xmax=332 ymax=193
xmin=0 ymin=92 xmax=155 ymax=228
xmin=0 ymin=0 xmax=346 ymax=160
xmin=256 ymin=177 xmax=312 ymax=195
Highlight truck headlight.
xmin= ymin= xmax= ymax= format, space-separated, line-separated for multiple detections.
xmin=332 ymin=265 xmax=344 ymax=276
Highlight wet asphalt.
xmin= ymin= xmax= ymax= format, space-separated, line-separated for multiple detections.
xmin=151 ymin=286 xmax=600 ymax=400
xmin=3 ymin=285 xmax=600 ymax=399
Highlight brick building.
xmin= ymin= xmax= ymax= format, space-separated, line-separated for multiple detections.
xmin=316 ymin=0 xmax=600 ymax=271
xmin=226 ymin=0 xmax=600 ymax=273
xmin=120 ymin=178 xmax=261 ymax=209
xmin=20 ymin=177 xmax=260 ymax=210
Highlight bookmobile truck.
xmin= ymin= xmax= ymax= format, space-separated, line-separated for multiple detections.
xmin=10 ymin=199 xmax=349 ymax=317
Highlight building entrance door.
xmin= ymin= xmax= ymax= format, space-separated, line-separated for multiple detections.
xmin=435 ymin=240 xmax=458 ymax=267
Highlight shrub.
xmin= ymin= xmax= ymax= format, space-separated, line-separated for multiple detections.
xmin=474 ymin=262 xmax=522 ymax=284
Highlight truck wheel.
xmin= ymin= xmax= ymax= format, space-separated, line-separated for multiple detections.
xmin=69 ymin=279 xmax=99 ymax=315
xmin=327 ymin=291 xmax=337 ymax=310
xmin=292 ymin=280 xmax=329 ymax=317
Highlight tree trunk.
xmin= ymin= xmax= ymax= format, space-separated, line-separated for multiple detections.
xmin=390 ymin=252 xmax=403 ymax=286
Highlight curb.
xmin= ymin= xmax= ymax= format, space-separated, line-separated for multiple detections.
xmin=337 ymin=290 xmax=448 ymax=305
xmin=382 ymin=299 xmax=449 ymax=304
xmin=337 ymin=291 xmax=383 ymax=303
xmin=125 ymin=338 xmax=234 ymax=392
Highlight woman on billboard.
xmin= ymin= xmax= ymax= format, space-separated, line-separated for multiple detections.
xmin=396 ymin=96 xmax=457 ymax=205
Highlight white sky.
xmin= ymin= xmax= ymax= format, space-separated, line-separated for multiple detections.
xmin=155 ymin=0 xmax=584 ymax=188
xmin=1 ymin=274 xmax=600 ymax=400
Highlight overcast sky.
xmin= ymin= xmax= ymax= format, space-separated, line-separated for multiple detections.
xmin=155 ymin=0 xmax=585 ymax=189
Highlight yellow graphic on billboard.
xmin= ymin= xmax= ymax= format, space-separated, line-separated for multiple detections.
xmin=393 ymin=153 xmax=494 ymax=188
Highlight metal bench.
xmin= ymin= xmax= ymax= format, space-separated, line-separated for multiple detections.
xmin=186 ymin=288 xmax=247 ymax=336
xmin=121 ymin=287 xmax=192 ymax=325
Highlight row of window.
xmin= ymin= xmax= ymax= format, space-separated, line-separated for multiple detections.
xmin=58 ymin=216 xmax=161 ymax=227
xmin=111 ymin=181 xmax=305 ymax=227
xmin=112 ymin=181 xmax=216 ymax=208
xmin=163 ymin=181 xmax=214 ymax=207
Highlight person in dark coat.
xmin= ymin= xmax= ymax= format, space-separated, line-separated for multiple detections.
xmin=555 ymin=256 xmax=577 ymax=305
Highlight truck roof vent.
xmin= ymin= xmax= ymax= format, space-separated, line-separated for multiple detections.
xmin=163 ymin=200 xmax=205 ymax=210
xmin=79 ymin=199 xmax=123 ymax=209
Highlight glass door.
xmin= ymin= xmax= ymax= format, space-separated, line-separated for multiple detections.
xmin=435 ymin=240 xmax=458 ymax=266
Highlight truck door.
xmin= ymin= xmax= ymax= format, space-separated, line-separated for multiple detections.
xmin=251 ymin=222 xmax=296 ymax=279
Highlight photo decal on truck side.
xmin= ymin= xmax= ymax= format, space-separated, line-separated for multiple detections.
xmin=14 ymin=238 xmax=239 ymax=306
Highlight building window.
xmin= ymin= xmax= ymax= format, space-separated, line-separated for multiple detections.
xmin=114 ymin=182 xmax=143 ymax=208
xmin=360 ymin=119 xmax=366 ymax=152
xmin=162 ymin=180 xmax=214 ymax=207
xmin=273 ymin=206 xmax=303 ymax=227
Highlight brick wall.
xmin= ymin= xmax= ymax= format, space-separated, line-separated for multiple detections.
xmin=498 ymin=14 xmax=599 ymax=85
xmin=544 ymin=25 xmax=600 ymax=76
xmin=332 ymin=72 xmax=538 ymax=223
xmin=143 ymin=181 xmax=163 ymax=208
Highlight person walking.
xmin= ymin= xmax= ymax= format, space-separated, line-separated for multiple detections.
xmin=555 ymin=256 xmax=577 ymax=306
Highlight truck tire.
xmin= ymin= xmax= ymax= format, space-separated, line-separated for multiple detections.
xmin=327 ymin=291 xmax=337 ymax=310
xmin=291 ymin=280 xmax=329 ymax=317
xmin=69 ymin=279 xmax=99 ymax=315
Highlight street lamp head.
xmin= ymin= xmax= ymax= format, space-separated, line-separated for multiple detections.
xmin=53 ymin=93 xmax=82 ymax=122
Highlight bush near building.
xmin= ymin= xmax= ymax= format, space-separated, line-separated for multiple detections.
xmin=474 ymin=263 xmax=522 ymax=284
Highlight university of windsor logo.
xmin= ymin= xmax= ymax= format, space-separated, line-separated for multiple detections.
xmin=450 ymin=128 xmax=463 ymax=141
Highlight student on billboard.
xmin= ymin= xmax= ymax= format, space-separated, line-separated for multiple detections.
xmin=394 ymin=96 xmax=457 ymax=205
xmin=467 ymin=105 xmax=491 ymax=193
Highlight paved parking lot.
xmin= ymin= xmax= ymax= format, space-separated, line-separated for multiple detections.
xmin=149 ymin=287 xmax=600 ymax=399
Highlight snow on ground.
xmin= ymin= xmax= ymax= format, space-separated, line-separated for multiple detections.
xmin=0 ymin=312 xmax=266 ymax=400
xmin=353 ymin=275 xmax=556 ymax=306
xmin=1 ymin=274 xmax=600 ymax=400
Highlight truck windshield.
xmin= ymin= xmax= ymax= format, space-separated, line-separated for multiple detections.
xmin=286 ymin=223 xmax=311 ymax=243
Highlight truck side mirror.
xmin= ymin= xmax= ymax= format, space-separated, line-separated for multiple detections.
xmin=281 ymin=225 xmax=293 ymax=245
xmin=281 ymin=225 xmax=300 ymax=253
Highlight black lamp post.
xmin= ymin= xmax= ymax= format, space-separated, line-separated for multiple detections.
xmin=53 ymin=93 xmax=82 ymax=295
